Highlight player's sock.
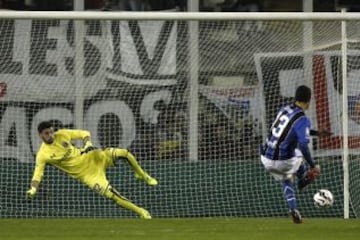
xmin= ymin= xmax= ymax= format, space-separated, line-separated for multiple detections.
xmin=105 ymin=187 xmax=152 ymax=219
xmin=283 ymin=181 xmax=302 ymax=223
xmin=297 ymin=164 xmax=308 ymax=191
xmin=296 ymin=163 xmax=307 ymax=179
xmin=134 ymin=172 xmax=158 ymax=186
xmin=282 ymin=180 xmax=297 ymax=211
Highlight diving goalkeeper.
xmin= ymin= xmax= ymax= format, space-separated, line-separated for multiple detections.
xmin=26 ymin=121 xmax=158 ymax=219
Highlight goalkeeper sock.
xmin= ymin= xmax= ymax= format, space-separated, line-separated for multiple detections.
xmin=113 ymin=148 xmax=157 ymax=186
xmin=105 ymin=187 xmax=147 ymax=217
xmin=282 ymin=180 xmax=297 ymax=211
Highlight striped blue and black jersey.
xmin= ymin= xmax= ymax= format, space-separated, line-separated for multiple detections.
xmin=261 ymin=103 xmax=315 ymax=167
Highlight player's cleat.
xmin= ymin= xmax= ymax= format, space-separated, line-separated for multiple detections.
xmin=289 ymin=209 xmax=302 ymax=224
xmin=135 ymin=172 xmax=158 ymax=186
xmin=298 ymin=166 xmax=320 ymax=191
xmin=139 ymin=208 xmax=152 ymax=219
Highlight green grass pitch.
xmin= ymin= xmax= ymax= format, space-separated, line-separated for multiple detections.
xmin=1 ymin=218 xmax=359 ymax=240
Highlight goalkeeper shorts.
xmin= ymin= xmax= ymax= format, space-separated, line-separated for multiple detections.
xmin=78 ymin=149 xmax=116 ymax=195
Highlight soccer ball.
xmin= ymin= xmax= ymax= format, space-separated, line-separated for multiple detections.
xmin=313 ymin=189 xmax=334 ymax=208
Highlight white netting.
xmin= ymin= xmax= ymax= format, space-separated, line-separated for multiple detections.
xmin=0 ymin=13 xmax=358 ymax=218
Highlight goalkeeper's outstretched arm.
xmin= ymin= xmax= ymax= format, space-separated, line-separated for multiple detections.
xmin=26 ymin=180 xmax=40 ymax=198
xmin=26 ymin=157 xmax=46 ymax=199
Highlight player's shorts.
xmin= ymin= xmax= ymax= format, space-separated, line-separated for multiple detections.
xmin=78 ymin=148 xmax=117 ymax=195
xmin=260 ymin=149 xmax=303 ymax=181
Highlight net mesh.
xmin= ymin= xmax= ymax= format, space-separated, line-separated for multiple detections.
xmin=0 ymin=17 xmax=359 ymax=218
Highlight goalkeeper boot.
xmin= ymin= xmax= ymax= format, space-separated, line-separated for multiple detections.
xmin=139 ymin=208 xmax=152 ymax=219
xmin=135 ymin=172 xmax=158 ymax=186
xmin=289 ymin=209 xmax=302 ymax=224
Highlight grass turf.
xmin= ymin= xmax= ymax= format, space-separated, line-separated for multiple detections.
xmin=0 ymin=218 xmax=359 ymax=240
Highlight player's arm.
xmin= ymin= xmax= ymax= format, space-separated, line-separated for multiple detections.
xmin=295 ymin=119 xmax=321 ymax=181
xmin=26 ymin=156 xmax=46 ymax=199
xmin=310 ymin=129 xmax=332 ymax=137
xmin=58 ymin=129 xmax=95 ymax=150
xmin=295 ymin=118 xmax=317 ymax=168
xmin=60 ymin=129 xmax=97 ymax=153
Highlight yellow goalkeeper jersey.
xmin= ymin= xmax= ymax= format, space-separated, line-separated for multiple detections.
xmin=31 ymin=129 xmax=91 ymax=183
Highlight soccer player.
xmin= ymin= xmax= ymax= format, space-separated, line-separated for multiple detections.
xmin=260 ymin=85 xmax=330 ymax=224
xmin=26 ymin=121 xmax=158 ymax=219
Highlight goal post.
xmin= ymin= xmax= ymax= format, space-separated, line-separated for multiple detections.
xmin=0 ymin=11 xmax=358 ymax=219
xmin=340 ymin=9 xmax=350 ymax=219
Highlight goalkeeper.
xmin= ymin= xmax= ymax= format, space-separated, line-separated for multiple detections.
xmin=260 ymin=85 xmax=331 ymax=224
xmin=26 ymin=121 xmax=158 ymax=219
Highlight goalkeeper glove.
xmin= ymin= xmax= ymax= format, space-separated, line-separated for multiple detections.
xmin=81 ymin=146 xmax=97 ymax=154
xmin=81 ymin=141 xmax=97 ymax=154
xmin=26 ymin=187 xmax=37 ymax=199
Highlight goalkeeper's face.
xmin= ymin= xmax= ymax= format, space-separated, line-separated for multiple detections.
xmin=39 ymin=127 xmax=55 ymax=144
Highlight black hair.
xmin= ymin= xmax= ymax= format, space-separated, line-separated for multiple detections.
xmin=295 ymin=85 xmax=311 ymax=103
xmin=38 ymin=121 xmax=53 ymax=133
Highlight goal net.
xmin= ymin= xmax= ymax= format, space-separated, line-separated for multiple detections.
xmin=0 ymin=12 xmax=358 ymax=218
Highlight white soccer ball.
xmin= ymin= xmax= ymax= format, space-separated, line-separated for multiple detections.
xmin=313 ymin=189 xmax=334 ymax=208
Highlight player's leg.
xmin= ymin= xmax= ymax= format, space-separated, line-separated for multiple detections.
xmin=83 ymin=176 xmax=152 ymax=219
xmin=283 ymin=155 xmax=304 ymax=224
xmin=108 ymin=148 xmax=158 ymax=186
xmin=103 ymin=185 xmax=152 ymax=219
xmin=282 ymin=179 xmax=302 ymax=224
xmin=268 ymin=154 xmax=303 ymax=224
xmin=293 ymin=148 xmax=319 ymax=191
xmin=296 ymin=163 xmax=308 ymax=190
xmin=297 ymin=163 xmax=320 ymax=191
xmin=282 ymin=179 xmax=296 ymax=210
